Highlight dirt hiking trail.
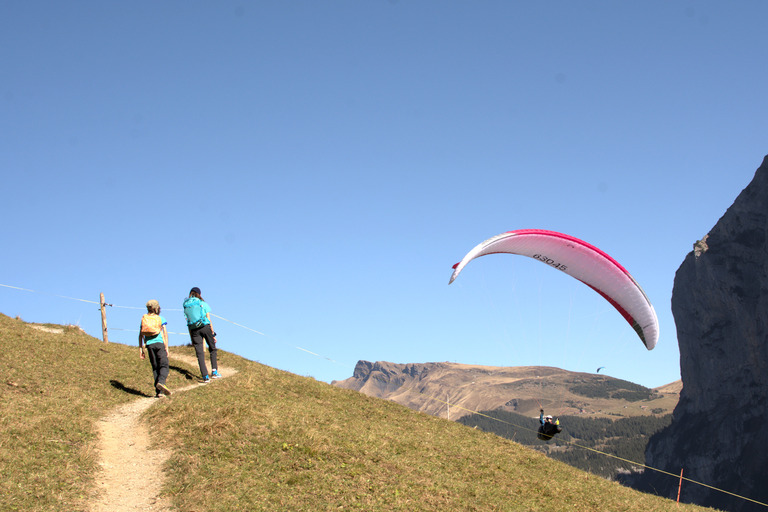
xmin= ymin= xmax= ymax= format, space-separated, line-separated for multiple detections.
xmin=89 ymin=353 xmax=237 ymax=512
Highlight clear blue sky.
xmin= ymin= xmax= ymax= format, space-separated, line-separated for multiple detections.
xmin=2 ymin=1 xmax=766 ymax=389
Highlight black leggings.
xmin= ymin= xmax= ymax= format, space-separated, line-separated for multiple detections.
xmin=189 ymin=324 xmax=217 ymax=378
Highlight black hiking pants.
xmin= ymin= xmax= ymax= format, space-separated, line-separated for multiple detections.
xmin=147 ymin=343 xmax=169 ymax=387
xmin=189 ymin=323 xmax=217 ymax=378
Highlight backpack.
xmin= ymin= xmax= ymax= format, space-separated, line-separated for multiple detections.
xmin=183 ymin=297 xmax=206 ymax=328
xmin=140 ymin=314 xmax=162 ymax=337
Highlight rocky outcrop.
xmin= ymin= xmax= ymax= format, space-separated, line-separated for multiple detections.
xmin=632 ymin=155 xmax=768 ymax=511
xmin=343 ymin=360 xmax=432 ymax=395
xmin=334 ymin=360 xmax=503 ymax=419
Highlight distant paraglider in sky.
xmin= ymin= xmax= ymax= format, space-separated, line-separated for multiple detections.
xmin=597 ymin=366 xmax=606 ymax=373
xmin=449 ymin=229 xmax=659 ymax=350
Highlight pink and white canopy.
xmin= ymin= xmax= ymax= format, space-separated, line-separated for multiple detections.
xmin=450 ymin=229 xmax=658 ymax=350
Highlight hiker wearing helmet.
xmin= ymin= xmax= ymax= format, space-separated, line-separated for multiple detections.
xmin=538 ymin=409 xmax=562 ymax=441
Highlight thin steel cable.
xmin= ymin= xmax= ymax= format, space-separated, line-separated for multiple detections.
xmin=1 ymin=283 xmax=343 ymax=365
xmin=407 ymin=387 xmax=768 ymax=508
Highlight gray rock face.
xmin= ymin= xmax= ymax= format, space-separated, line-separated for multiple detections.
xmin=342 ymin=360 xmax=431 ymax=395
xmin=633 ymin=155 xmax=768 ymax=511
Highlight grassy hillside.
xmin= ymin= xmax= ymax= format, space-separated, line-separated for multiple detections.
xmin=0 ymin=313 xmax=203 ymax=511
xmin=0 ymin=313 xmax=718 ymax=511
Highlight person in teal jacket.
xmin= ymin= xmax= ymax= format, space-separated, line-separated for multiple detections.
xmin=183 ymin=287 xmax=220 ymax=383
xmin=139 ymin=300 xmax=172 ymax=398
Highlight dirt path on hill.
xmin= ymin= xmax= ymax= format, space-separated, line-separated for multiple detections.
xmin=89 ymin=354 xmax=237 ymax=512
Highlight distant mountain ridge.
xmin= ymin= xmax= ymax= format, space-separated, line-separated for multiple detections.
xmin=333 ymin=360 xmax=680 ymax=421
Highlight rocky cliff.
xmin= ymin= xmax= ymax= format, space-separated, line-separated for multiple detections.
xmin=632 ymin=155 xmax=768 ymax=512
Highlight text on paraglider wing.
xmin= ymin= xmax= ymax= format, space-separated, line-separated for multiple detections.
xmin=532 ymin=254 xmax=568 ymax=272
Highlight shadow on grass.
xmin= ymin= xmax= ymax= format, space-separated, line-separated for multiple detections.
xmin=110 ymin=380 xmax=153 ymax=397
xmin=170 ymin=365 xmax=200 ymax=382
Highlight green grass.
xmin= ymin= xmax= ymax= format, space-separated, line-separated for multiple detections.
xmin=0 ymin=313 xmax=720 ymax=511
xmin=0 ymin=314 xmax=199 ymax=511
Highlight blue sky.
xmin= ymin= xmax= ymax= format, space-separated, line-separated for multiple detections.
xmin=2 ymin=1 xmax=766 ymax=389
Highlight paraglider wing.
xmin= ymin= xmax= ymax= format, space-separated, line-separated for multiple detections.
xmin=449 ymin=229 xmax=659 ymax=350
xmin=597 ymin=366 xmax=605 ymax=373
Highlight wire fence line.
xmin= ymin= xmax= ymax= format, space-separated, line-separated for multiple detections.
xmin=0 ymin=282 xmax=341 ymax=365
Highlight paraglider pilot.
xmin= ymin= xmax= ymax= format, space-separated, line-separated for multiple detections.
xmin=538 ymin=409 xmax=562 ymax=441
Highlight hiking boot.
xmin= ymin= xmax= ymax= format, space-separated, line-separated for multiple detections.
xmin=156 ymin=383 xmax=172 ymax=396
xmin=211 ymin=369 xmax=221 ymax=379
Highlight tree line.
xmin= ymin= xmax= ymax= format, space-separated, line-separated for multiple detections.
xmin=567 ymin=377 xmax=658 ymax=402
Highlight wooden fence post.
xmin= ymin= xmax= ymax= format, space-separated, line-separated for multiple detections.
xmin=100 ymin=292 xmax=109 ymax=343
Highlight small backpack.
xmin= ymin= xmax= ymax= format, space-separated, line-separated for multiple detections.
xmin=183 ymin=297 xmax=206 ymax=328
xmin=140 ymin=314 xmax=163 ymax=337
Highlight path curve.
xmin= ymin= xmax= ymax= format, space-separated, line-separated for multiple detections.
xmin=89 ymin=354 xmax=237 ymax=512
